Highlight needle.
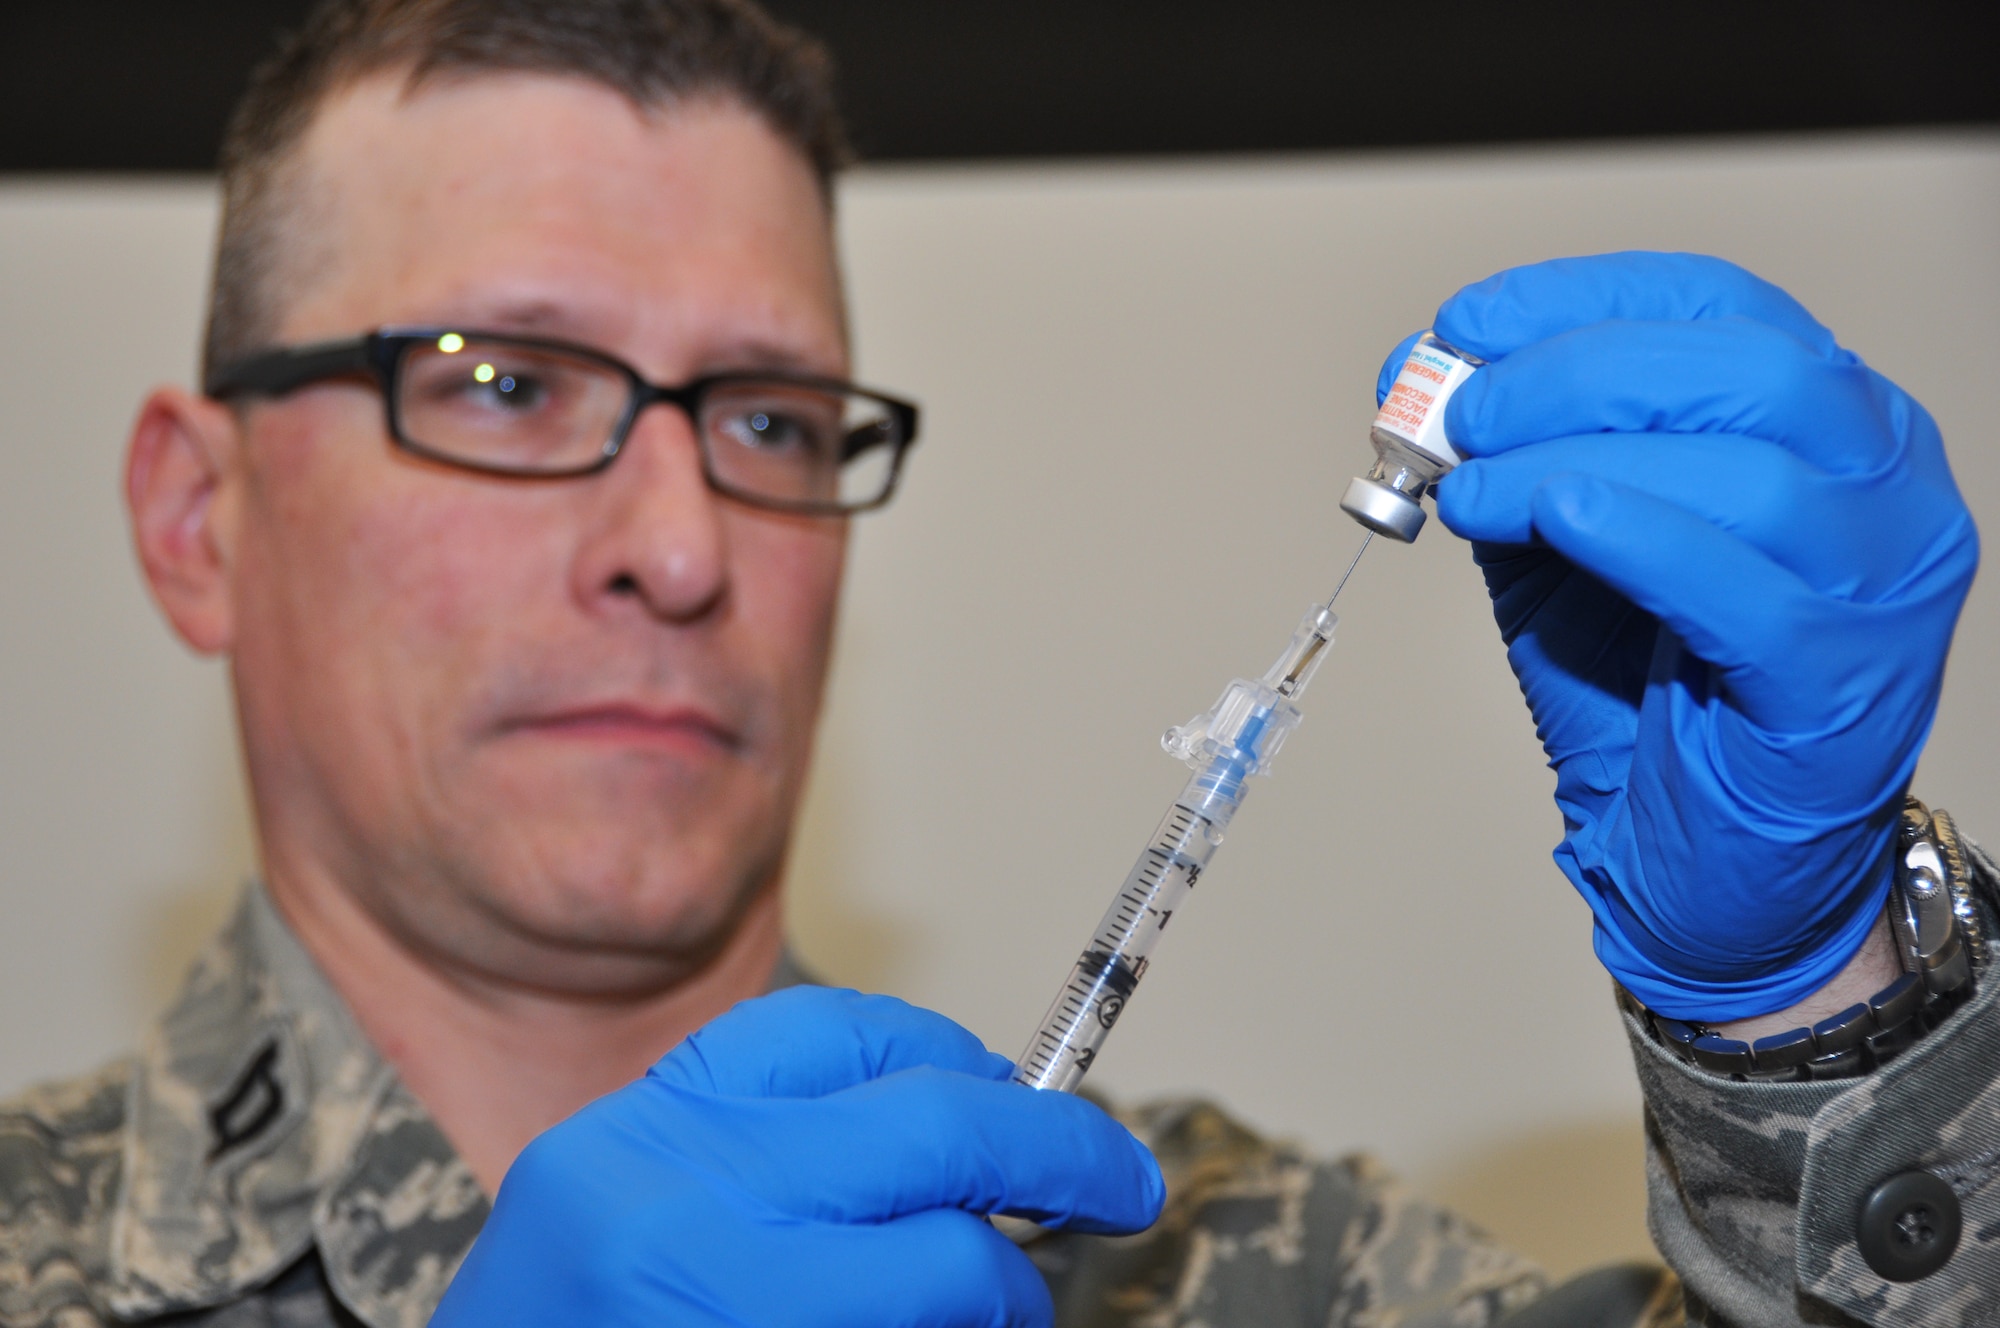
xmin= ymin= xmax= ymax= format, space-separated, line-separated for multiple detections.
xmin=1326 ymin=531 xmax=1373 ymax=607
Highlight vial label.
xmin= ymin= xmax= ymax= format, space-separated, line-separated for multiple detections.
xmin=1373 ymin=336 xmax=1480 ymax=468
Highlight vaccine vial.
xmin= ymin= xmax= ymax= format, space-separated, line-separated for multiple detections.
xmin=1340 ymin=333 xmax=1484 ymax=541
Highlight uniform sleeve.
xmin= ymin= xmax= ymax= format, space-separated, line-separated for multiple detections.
xmin=1629 ymin=813 xmax=2000 ymax=1326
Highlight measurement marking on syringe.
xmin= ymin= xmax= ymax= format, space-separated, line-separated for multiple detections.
xmin=1012 ymin=601 xmax=1340 ymax=1093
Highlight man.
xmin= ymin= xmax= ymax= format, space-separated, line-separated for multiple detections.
xmin=0 ymin=2 xmax=1989 ymax=1327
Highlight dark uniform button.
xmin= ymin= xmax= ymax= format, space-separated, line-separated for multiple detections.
xmin=1856 ymin=1170 xmax=1961 ymax=1281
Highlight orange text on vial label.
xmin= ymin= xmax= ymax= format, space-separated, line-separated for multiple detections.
xmin=1372 ymin=341 xmax=1479 ymax=467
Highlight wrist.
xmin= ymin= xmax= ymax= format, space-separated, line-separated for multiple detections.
xmin=1624 ymin=800 xmax=1980 ymax=1082
xmin=1710 ymin=912 xmax=1902 ymax=1043
xmin=1591 ymin=820 xmax=1901 ymax=1022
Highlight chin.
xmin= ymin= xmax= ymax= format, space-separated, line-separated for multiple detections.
xmin=472 ymin=820 xmax=785 ymax=960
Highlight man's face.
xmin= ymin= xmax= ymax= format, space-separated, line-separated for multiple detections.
xmin=218 ymin=75 xmax=850 ymax=991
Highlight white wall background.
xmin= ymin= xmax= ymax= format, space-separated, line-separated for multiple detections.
xmin=3 ymin=132 xmax=1996 ymax=1279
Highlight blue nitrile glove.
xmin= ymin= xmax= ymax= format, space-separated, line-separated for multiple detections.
xmin=1377 ymin=252 xmax=1979 ymax=1021
xmin=429 ymin=986 xmax=1164 ymax=1327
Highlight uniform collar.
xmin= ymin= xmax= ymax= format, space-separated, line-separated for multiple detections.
xmin=106 ymin=885 xmax=487 ymax=1328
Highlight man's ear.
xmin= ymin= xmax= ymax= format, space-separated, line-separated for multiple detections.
xmin=125 ymin=386 xmax=245 ymax=655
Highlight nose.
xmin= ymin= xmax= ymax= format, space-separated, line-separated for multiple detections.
xmin=569 ymin=400 xmax=728 ymax=622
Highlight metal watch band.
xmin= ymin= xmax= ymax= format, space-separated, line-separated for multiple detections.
xmin=1626 ymin=800 xmax=1980 ymax=1084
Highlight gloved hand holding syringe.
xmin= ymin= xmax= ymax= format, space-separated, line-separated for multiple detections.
xmin=1014 ymin=329 xmax=1479 ymax=1093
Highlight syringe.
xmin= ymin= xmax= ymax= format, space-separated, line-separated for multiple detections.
xmin=1011 ymin=537 xmax=1368 ymax=1092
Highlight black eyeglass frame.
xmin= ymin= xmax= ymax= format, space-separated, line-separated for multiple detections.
xmin=203 ymin=327 xmax=922 ymax=515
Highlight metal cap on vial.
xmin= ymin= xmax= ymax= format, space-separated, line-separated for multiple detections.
xmin=1340 ymin=476 xmax=1427 ymax=542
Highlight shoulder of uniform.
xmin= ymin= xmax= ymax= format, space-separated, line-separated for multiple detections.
xmin=0 ymin=1059 xmax=133 ymax=1328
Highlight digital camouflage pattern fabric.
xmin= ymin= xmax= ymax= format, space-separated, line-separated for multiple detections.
xmin=1019 ymin=1100 xmax=1551 ymax=1326
xmin=1018 ymin=1102 xmax=1688 ymax=1327
xmin=1629 ymin=808 xmax=2000 ymax=1327
xmin=0 ymin=885 xmax=483 ymax=1328
xmin=39 ymin=830 xmax=2000 ymax=1327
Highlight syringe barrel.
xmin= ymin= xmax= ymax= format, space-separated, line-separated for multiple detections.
xmin=1011 ymin=767 xmax=1234 ymax=1092
xmin=1012 ymin=609 xmax=1336 ymax=1093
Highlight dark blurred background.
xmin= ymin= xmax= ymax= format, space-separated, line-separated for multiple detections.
xmin=6 ymin=1 xmax=1998 ymax=171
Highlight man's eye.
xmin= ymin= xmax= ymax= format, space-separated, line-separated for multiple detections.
xmin=409 ymin=359 xmax=555 ymax=416
xmin=717 ymin=408 xmax=819 ymax=453
xmin=463 ymin=365 xmax=546 ymax=411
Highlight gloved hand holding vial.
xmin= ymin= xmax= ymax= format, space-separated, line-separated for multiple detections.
xmin=1015 ymin=249 xmax=1978 ymax=1093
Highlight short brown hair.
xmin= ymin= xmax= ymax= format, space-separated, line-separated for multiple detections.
xmin=204 ymin=0 xmax=849 ymax=379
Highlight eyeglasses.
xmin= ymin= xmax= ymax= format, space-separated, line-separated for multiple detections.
xmin=204 ymin=327 xmax=921 ymax=515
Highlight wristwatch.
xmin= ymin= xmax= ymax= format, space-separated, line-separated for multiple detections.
xmin=1625 ymin=800 xmax=1983 ymax=1083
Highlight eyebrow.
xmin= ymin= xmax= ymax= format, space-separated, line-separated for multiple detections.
xmin=418 ymin=301 xmax=845 ymax=379
xmin=433 ymin=298 xmax=594 ymax=339
xmin=692 ymin=339 xmax=836 ymax=377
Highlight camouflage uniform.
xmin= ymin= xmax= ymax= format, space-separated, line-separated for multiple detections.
xmin=1627 ymin=808 xmax=2000 ymax=1326
xmin=1 ymin=874 xmax=1715 ymax=1327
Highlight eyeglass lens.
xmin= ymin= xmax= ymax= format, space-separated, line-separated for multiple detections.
xmin=395 ymin=334 xmax=902 ymax=508
xmin=400 ymin=338 xmax=626 ymax=472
